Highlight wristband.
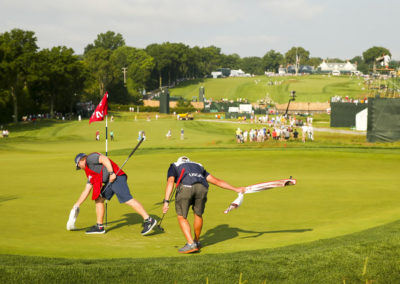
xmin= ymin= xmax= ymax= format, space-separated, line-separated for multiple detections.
xmin=163 ymin=199 xmax=170 ymax=204
xmin=109 ymin=171 xmax=115 ymax=175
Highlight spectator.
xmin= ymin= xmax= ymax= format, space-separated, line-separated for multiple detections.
xmin=308 ymin=124 xmax=314 ymax=141
xmin=293 ymin=129 xmax=299 ymax=139
xmin=301 ymin=124 xmax=308 ymax=143
xmin=166 ymin=129 xmax=172 ymax=139
xmin=284 ymin=128 xmax=290 ymax=140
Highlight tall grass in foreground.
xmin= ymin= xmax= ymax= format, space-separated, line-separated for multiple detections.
xmin=1 ymin=219 xmax=400 ymax=283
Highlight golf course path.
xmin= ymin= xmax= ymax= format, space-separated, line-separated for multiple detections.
xmin=197 ymin=119 xmax=366 ymax=135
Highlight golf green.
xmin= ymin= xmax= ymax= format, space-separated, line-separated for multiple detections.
xmin=0 ymin=116 xmax=399 ymax=259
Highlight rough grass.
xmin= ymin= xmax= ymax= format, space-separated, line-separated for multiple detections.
xmin=1 ymin=219 xmax=400 ymax=283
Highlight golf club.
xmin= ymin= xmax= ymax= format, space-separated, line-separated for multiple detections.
xmin=102 ymin=137 xmax=145 ymax=226
xmin=157 ymin=168 xmax=185 ymax=231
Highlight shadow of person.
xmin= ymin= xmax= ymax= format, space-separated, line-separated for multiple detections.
xmin=105 ymin=213 xmax=144 ymax=232
xmin=73 ymin=213 xmax=164 ymax=233
xmin=73 ymin=214 xmax=141 ymax=232
xmin=201 ymin=224 xmax=312 ymax=247
xmin=0 ymin=195 xmax=18 ymax=206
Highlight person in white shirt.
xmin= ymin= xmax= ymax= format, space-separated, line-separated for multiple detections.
xmin=301 ymin=124 xmax=308 ymax=143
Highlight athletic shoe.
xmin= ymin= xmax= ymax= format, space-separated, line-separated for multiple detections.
xmin=141 ymin=217 xmax=157 ymax=235
xmin=178 ymin=243 xmax=199 ymax=254
xmin=85 ymin=224 xmax=105 ymax=234
xmin=194 ymin=240 xmax=202 ymax=249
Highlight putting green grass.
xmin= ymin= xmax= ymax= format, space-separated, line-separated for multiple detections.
xmin=1 ymin=113 xmax=399 ymax=261
xmin=170 ymin=75 xmax=365 ymax=103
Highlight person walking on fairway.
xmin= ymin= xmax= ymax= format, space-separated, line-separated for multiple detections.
xmin=162 ymin=156 xmax=245 ymax=253
xmin=73 ymin=152 xmax=157 ymax=235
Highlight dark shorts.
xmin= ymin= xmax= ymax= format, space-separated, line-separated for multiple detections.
xmin=175 ymin=183 xmax=208 ymax=218
xmin=101 ymin=175 xmax=133 ymax=203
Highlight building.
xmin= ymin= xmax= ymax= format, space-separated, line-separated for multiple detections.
xmin=318 ymin=60 xmax=357 ymax=74
xmin=230 ymin=69 xmax=251 ymax=77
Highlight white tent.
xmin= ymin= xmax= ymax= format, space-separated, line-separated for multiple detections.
xmin=239 ymin=104 xmax=252 ymax=113
xmin=356 ymin=108 xmax=368 ymax=131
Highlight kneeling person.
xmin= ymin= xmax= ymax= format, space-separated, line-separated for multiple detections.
xmin=73 ymin=152 xmax=157 ymax=235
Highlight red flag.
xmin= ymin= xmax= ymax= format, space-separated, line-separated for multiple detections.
xmin=89 ymin=92 xmax=108 ymax=124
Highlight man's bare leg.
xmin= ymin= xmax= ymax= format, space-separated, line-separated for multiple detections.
xmin=177 ymin=215 xmax=194 ymax=244
xmin=194 ymin=214 xmax=203 ymax=242
xmin=95 ymin=197 xmax=105 ymax=224
xmin=125 ymin=198 xmax=149 ymax=220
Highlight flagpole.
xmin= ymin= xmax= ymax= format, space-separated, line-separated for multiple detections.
xmin=89 ymin=91 xmax=109 ymax=227
xmin=105 ymin=115 xmax=108 ymax=156
xmin=105 ymin=110 xmax=108 ymax=227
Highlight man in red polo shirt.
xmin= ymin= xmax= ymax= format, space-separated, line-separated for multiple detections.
xmin=73 ymin=152 xmax=157 ymax=235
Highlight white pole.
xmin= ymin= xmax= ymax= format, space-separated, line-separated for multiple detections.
xmin=105 ymin=115 xmax=108 ymax=156
xmin=105 ymin=114 xmax=108 ymax=227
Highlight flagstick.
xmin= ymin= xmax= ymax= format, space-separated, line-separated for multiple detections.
xmin=105 ymin=115 xmax=108 ymax=227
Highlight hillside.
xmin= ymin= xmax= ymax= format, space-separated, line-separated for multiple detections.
xmin=169 ymin=75 xmax=366 ymax=104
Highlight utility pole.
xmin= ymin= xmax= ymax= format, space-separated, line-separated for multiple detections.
xmin=295 ymin=48 xmax=299 ymax=76
xmin=122 ymin=67 xmax=128 ymax=87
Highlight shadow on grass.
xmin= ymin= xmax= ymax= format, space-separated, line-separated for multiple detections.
xmin=105 ymin=213 xmax=144 ymax=232
xmin=201 ymin=224 xmax=312 ymax=247
xmin=73 ymin=212 xmax=165 ymax=234
xmin=0 ymin=195 xmax=18 ymax=206
xmin=73 ymin=213 xmax=144 ymax=232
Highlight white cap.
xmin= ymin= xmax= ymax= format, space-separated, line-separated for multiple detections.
xmin=177 ymin=156 xmax=189 ymax=163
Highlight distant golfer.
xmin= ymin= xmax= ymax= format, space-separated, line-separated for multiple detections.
xmin=162 ymin=156 xmax=245 ymax=253
xmin=73 ymin=152 xmax=157 ymax=235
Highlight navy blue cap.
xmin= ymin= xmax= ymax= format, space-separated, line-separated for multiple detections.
xmin=74 ymin=153 xmax=87 ymax=170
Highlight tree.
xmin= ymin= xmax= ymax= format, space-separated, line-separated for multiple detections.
xmin=350 ymin=56 xmax=368 ymax=74
xmin=220 ymin=53 xmax=241 ymax=70
xmin=262 ymin=50 xmax=284 ymax=72
xmin=32 ymin=46 xmax=86 ymax=116
xmin=0 ymin=29 xmax=38 ymax=123
xmin=111 ymin=46 xmax=155 ymax=104
xmin=146 ymin=43 xmax=174 ymax=88
xmin=84 ymin=48 xmax=116 ymax=97
xmin=84 ymin=31 xmax=125 ymax=54
xmin=240 ymin=57 xmax=264 ymax=75
xmin=198 ymin=46 xmax=223 ymax=75
xmin=284 ymin=47 xmax=310 ymax=65
xmin=362 ymin=46 xmax=391 ymax=64
xmin=306 ymin=57 xmax=323 ymax=68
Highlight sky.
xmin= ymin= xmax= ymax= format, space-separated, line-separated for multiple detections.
xmin=1 ymin=0 xmax=399 ymax=60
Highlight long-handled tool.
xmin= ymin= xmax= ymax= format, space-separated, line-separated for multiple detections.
xmin=157 ymin=168 xmax=185 ymax=231
xmin=103 ymin=137 xmax=145 ymax=226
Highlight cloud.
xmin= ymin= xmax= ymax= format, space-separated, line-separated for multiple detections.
xmin=260 ymin=0 xmax=324 ymax=20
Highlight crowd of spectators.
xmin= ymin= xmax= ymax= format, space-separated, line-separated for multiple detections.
xmin=21 ymin=112 xmax=74 ymax=122
xmin=235 ymin=115 xmax=314 ymax=143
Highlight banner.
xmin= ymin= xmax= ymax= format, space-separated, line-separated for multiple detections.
xmin=89 ymin=92 xmax=108 ymax=124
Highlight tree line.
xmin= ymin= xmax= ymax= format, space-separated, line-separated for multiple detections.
xmin=0 ymin=28 xmax=395 ymax=123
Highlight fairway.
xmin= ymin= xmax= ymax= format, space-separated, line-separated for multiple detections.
xmin=1 ymin=114 xmax=399 ymax=260
xmin=170 ymin=75 xmax=365 ymax=103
